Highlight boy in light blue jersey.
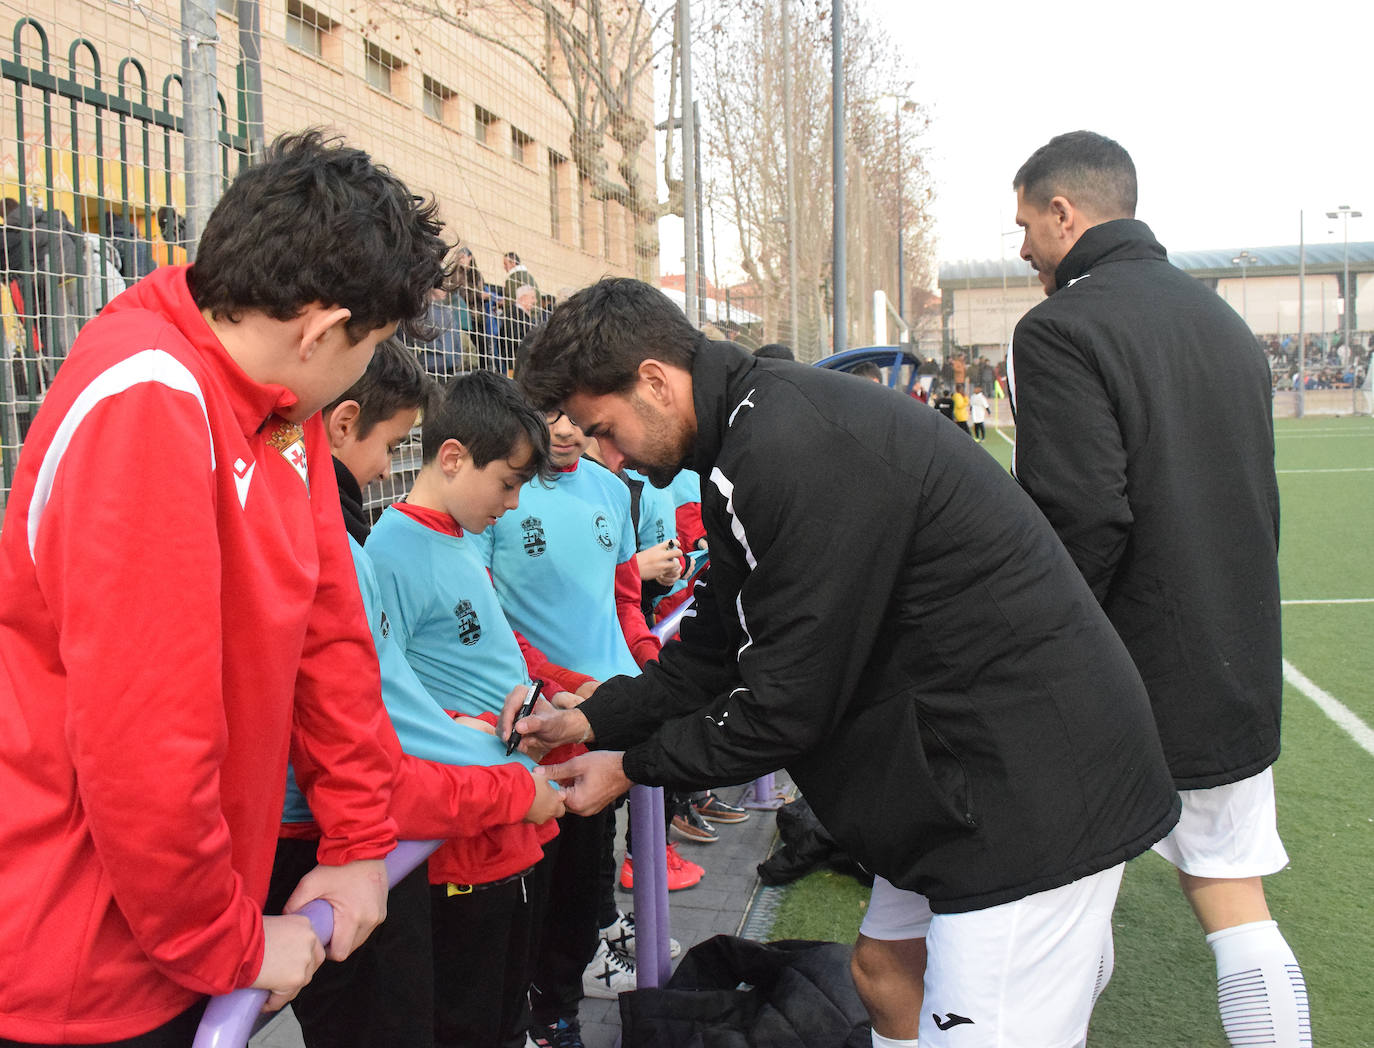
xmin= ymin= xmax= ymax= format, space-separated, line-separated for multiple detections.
xmin=363 ymin=369 xmax=591 ymax=1048
xmin=475 ymin=409 xmax=706 ymax=1046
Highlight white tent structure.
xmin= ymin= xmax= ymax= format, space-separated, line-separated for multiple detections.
xmin=659 ymin=286 xmax=763 ymax=326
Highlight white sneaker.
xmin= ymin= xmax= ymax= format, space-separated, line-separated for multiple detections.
xmin=582 ymin=937 xmax=637 ymax=999
xmin=601 ymin=909 xmax=682 ymax=960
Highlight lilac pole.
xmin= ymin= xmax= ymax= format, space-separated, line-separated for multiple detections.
xmin=627 ymin=784 xmax=669 ymax=987
xmin=192 ymin=840 xmax=441 ymax=1048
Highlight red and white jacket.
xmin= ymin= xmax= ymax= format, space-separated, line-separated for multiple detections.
xmin=0 ymin=266 xmax=398 ymax=1042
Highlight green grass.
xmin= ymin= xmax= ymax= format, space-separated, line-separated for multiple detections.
xmin=767 ymin=414 xmax=1374 ymax=1047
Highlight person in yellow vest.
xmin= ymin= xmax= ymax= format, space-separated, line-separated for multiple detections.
xmin=952 ymin=387 xmax=971 ymax=435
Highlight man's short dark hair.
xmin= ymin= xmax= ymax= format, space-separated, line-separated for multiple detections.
xmin=518 ymin=277 xmax=704 ymax=409
xmin=422 ymin=369 xmax=554 ymax=481
xmin=1013 ymin=131 xmax=1137 ymax=220
xmin=325 ymin=338 xmax=433 ymax=440
xmin=851 ymin=361 xmax=882 ymax=381
xmin=754 ymin=342 xmax=795 ymax=361
xmin=504 ymin=251 xmax=521 ymax=265
xmin=188 ymin=129 xmax=453 ymax=343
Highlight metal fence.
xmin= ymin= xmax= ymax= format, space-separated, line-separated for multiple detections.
xmin=1 ymin=5 xmax=249 ymax=511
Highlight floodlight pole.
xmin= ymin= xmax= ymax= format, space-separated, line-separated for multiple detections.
xmin=1325 ymin=205 xmax=1362 ymax=413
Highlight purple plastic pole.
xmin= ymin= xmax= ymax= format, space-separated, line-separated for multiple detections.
xmin=742 ymin=771 xmax=787 ymax=811
xmin=627 ymin=784 xmax=665 ymax=988
xmin=192 ymin=839 xmax=441 ymax=1048
xmin=648 ymin=788 xmax=672 ymax=983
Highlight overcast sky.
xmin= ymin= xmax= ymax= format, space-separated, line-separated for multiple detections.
xmin=663 ymin=0 xmax=1374 ymax=285
xmin=885 ymin=0 xmax=1374 ymax=264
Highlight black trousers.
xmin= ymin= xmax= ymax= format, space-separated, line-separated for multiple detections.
xmin=529 ymin=809 xmax=609 ymax=1024
xmin=265 ymin=837 xmax=434 ymax=1048
xmin=430 ymin=860 xmax=549 ymax=1048
xmin=0 ymin=1002 xmax=206 ymax=1048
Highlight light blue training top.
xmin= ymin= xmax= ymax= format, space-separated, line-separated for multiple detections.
xmin=473 ymin=459 xmax=640 ymax=683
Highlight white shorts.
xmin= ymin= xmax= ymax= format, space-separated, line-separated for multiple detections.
xmin=859 ymin=866 xmax=1125 ymax=1048
xmin=1151 ymin=767 xmax=1289 ymax=878
xmin=860 ymin=876 xmax=934 ymax=940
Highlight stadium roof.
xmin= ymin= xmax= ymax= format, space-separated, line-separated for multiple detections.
xmin=939 ymin=241 xmax=1374 ymax=286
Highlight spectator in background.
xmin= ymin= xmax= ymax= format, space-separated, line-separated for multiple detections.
xmin=932 ymin=386 xmax=954 ymax=421
xmin=501 ymin=283 xmax=539 ymax=376
xmin=455 ymin=245 xmax=494 ymax=371
xmin=2 ymin=197 xmax=41 ymax=362
xmin=968 ymin=386 xmax=990 ymax=441
xmin=102 ymin=206 xmax=155 ymax=284
xmin=503 ymin=251 xmax=540 ymax=305
xmin=851 ymin=361 xmax=883 ymax=383
xmin=416 ymin=287 xmax=470 ymax=378
xmin=951 ymin=387 xmax=971 ymax=434
xmin=152 ymin=206 xmax=188 ymax=268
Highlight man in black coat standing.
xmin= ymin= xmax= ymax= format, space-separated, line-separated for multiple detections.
xmin=504 ymin=277 xmax=1180 ymax=1047
xmin=1006 ymin=130 xmax=1309 ymax=1048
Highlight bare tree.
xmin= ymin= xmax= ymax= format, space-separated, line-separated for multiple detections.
xmin=699 ymin=0 xmax=935 ymax=358
xmin=362 ymin=0 xmax=680 ymax=276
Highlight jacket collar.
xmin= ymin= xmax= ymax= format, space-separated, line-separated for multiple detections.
xmin=104 ymin=265 xmax=302 ymax=436
xmin=689 ymin=339 xmax=759 ymax=474
xmin=1053 ymin=219 xmax=1166 ymax=291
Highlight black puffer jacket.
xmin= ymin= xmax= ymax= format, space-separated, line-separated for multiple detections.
xmin=583 ymin=341 xmax=1178 ymax=913
xmin=1008 ymin=220 xmax=1282 ymax=788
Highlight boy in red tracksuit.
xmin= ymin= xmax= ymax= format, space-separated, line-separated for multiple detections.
xmin=0 ymin=132 xmax=449 ymax=1046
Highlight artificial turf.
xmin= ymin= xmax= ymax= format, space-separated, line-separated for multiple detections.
xmin=765 ymin=413 xmax=1374 ymax=1046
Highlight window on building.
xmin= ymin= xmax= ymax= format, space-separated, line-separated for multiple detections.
xmin=549 ymin=150 xmax=570 ymax=242
xmin=216 ymin=0 xmax=236 ymax=16
xmin=422 ymin=75 xmax=454 ymax=123
xmin=475 ymin=105 xmax=497 ymax=146
xmin=285 ymin=0 xmax=334 ymax=58
xmin=511 ymin=126 xmax=533 ymax=165
xmin=365 ymin=42 xmax=404 ymax=95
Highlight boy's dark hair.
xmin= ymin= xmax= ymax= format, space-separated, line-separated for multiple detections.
xmin=188 ymin=129 xmax=454 ymax=342
xmin=1013 ymin=130 xmax=1136 ymax=220
xmin=519 ymin=278 xmax=704 ymax=409
xmin=422 ymin=370 xmax=555 ymax=482
xmin=325 ymin=338 xmax=434 ymax=439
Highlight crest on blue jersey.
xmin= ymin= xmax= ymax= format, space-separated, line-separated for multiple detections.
xmin=655 ymin=519 xmax=666 ymax=544
xmin=522 ymin=516 xmax=546 ymax=557
xmin=379 ymin=610 xmax=390 ymax=640
xmin=454 ymin=600 xmax=482 ymax=646
xmin=594 ymin=513 xmax=614 ymax=551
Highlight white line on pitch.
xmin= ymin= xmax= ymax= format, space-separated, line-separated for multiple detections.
xmin=1276 ymin=467 xmax=1374 ymax=474
xmin=1282 ymin=659 xmax=1374 ymax=759
xmin=1281 ymin=598 xmax=1374 ymax=605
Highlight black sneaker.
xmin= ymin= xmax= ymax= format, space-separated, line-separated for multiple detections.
xmin=671 ymin=804 xmax=719 ymax=843
xmin=692 ymin=790 xmax=750 ymax=823
xmin=528 ymin=1017 xmax=585 ymax=1048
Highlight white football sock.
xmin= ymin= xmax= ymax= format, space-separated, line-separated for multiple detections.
xmin=1206 ymin=919 xmax=1311 ymax=1047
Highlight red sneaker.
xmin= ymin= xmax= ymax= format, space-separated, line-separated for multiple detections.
xmin=665 ymin=843 xmax=703 ymax=890
xmin=619 ymin=846 xmax=705 ymax=892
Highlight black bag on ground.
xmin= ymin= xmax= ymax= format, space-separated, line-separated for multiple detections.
xmin=617 ymin=934 xmax=871 ymax=1048
xmin=757 ymin=797 xmax=872 ymax=888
